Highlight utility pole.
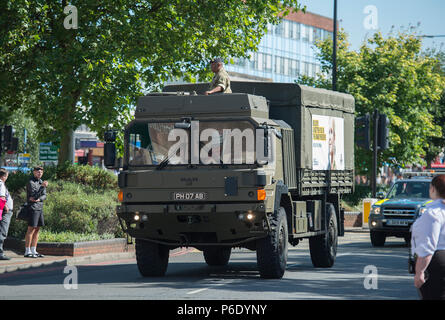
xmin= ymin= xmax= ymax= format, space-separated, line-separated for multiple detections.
xmin=332 ymin=0 xmax=338 ymax=91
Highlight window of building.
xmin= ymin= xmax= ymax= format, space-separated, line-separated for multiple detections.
xmin=252 ymin=53 xmax=272 ymax=72
xmin=312 ymin=63 xmax=318 ymax=78
xmin=290 ymin=59 xmax=299 ymax=77
xmin=284 ymin=20 xmax=290 ymax=38
xmin=291 ymin=22 xmax=300 ymax=40
xmin=274 ymin=56 xmax=284 ymax=75
xmin=323 ymin=30 xmax=333 ymax=41
xmin=264 ymin=54 xmax=272 ymax=72
xmin=302 ymin=61 xmax=310 ymax=76
xmin=275 ymin=23 xmax=284 ymax=37
xmin=313 ymin=28 xmax=322 ymax=42
xmin=302 ymin=25 xmax=310 ymax=42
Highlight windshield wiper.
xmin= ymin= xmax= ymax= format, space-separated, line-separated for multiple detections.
xmin=156 ymin=143 xmax=184 ymax=170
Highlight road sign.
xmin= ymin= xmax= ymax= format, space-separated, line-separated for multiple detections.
xmin=39 ymin=143 xmax=58 ymax=161
xmin=19 ymin=153 xmax=31 ymax=163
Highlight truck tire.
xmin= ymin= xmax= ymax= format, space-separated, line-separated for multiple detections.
xmin=309 ymin=204 xmax=338 ymax=268
xmin=256 ymin=207 xmax=288 ymax=279
xmin=203 ymin=247 xmax=231 ymax=266
xmin=135 ymin=239 xmax=169 ymax=277
xmin=370 ymin=231 xmax=386 ymax=247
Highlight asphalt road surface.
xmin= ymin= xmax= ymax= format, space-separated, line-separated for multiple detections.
xmin=0 ymin=232 xmax=419 ymax=300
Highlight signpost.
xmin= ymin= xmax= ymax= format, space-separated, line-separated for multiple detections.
xmin=39 ymin=143 xmax=59 ymax=163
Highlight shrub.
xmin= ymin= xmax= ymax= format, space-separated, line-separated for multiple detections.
xmin=6 ymin=164 xmax=122 ymax=241
xmin=43 ymin=181 xmax=121 ymax=235
xmin=38 ymin=230 xmax=115 ymax=243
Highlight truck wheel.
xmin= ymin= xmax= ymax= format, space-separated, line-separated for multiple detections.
xmin=309 ymin=204 xmax=338 ymax=268
xmin=203 ymin=247 xmax=231 ymax=266
xmin=135 ymin=239 xmax=169 ymax=277
xmin=256 ymin=207 xmax=288 ymax=279
xmin=370 ymin=231 xmax=386 ymax=247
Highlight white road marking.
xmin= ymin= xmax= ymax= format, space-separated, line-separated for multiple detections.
xmin=337 ymin=252 xmax=408 ymax=259
xmin=186 ymin=280 xmax=234 ymax=295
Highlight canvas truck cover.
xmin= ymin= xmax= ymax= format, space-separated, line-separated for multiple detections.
xmin=163 ymin=81 xmax=355 ymax=171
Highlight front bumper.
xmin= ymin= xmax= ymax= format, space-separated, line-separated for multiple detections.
xmin=368 ymin=214 xmax=414 ymax=236
xmin=117 ymin=202 xmax=268 ymax=246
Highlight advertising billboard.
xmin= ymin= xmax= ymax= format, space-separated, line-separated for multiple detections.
xmin=312 ymin=115 xmax=345 ymax=170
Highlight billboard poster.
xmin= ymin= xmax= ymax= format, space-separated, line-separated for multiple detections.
xmin=312 ymin=115 xmax=345 ymax=170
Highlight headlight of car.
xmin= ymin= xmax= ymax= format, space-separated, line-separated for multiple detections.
xmin=418 ymin=207 xmax=427 ymax=216
xmin=371 ymin=206 xmax=381 ymax=215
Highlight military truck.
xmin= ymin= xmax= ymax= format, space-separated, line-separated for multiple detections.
xmin=104 ymin=82 xmax=355 ymax=279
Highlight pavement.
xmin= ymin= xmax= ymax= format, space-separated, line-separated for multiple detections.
xmin=0 ymin=227 xmax=369 ymax=275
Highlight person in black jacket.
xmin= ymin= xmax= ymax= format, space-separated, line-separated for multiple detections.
xmin=24 ymin=166 xmax=48 ymax=258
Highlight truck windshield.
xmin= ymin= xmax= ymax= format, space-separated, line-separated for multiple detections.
xmin=127 ymin=121 xmax=261 ymax=166
xmin=386 ymin=181 xmax=430 ymax=199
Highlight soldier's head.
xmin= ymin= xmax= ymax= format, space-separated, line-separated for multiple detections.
xmin=210 ymin=58 xmax=223 ymax=73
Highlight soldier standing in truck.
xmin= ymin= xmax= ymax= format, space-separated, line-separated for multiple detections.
xmin=205 ymin=58 xmax=232 ymax=95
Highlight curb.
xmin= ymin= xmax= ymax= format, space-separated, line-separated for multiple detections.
xmin=0 ymin=251 xmax=136 ymax=275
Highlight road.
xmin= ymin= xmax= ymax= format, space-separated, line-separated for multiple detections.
xmin=0 ymin=232 xmax=419 ymax=300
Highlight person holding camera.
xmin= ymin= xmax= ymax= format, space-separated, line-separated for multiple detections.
xmin=411 ymin=174 xmax=445 ymax=299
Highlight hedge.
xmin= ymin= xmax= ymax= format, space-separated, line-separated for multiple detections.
xmin=6 ymin=164 xmax=121 ymax=241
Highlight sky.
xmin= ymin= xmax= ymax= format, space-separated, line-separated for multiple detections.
xmin=298 ymin=0 xmax=445 ymax=51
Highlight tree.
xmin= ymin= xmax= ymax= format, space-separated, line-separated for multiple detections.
xmin=0 ymin=0 xmax=303 ymax=163
xmin=298 ymin=30 xmax=445 ymax=174
xmin=423 ymin=47 xmax=445 ymax=166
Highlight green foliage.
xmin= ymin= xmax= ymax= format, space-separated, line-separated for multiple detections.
xmin=43 ymin=162 xmax=117 ymax=191
xmin=6 ymin=164 xmax=121 ymax=240
xmin=37 ymin=230 xmax=115 ymax=243
xmin=0 ymin=0 xmax=303 ymax=162
xmin=298 ymin=30 xmax=445 ymax=173
xmin=43 ymin=180 xmax=120 ymax=235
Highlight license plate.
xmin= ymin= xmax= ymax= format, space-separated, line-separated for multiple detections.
xmin=172 ymin=192 xmax=207 ymax=201
xmin=386 ymin=219 xmax=409 ymax=226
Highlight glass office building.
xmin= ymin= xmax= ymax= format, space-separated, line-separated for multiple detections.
xmin=226 ymin=11 xmax=334 ymax=83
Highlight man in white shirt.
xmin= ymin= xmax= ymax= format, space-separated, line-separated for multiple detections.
xmin=411 ymin=175 xmax=445 ymax=299
xmin=0 ymin=168 xmax=13 ymax=260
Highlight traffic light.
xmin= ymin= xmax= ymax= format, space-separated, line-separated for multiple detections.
xmin=378 ymin=114 xmax=389 ymax=150
xmin=2 ymin=125 xmax=18 ymax=153
xmin=355 ymin=113 xmax=371 ymax=150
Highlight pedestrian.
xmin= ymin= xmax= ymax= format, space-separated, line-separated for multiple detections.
xmin=205 ymin=58 xmax=232 ymax=95
xmin=411 ymin=174 xmax=445 ymax=299
xmin=0 ymin=168 xmax=13 ymax=260
xmin=24 ymin=166 xmax=48 ymax=258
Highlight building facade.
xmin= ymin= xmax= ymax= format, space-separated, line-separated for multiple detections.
xmin=225 ymin=11 xmax=334 ymax=83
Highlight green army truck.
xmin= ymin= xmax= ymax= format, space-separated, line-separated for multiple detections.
xmin=104 ymin=82 xmax=355 ymax=279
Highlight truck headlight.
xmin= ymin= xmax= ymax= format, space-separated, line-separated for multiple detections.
xmin=371 ymin=206 xmax=381 ymax=215
xmin=419 ymin=207 xmax=427 ymax=216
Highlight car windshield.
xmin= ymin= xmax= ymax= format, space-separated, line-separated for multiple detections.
xmin=386 ymin=181 xmax=430 ymax=199
xmin=126 ymin=121 xmax=262 ymax=166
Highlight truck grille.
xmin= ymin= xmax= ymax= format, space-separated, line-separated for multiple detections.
xmin=382 ymin=207 xmax=416 ymax=219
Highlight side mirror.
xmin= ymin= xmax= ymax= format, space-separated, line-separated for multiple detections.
xmin=376 ymin=191 xmax=385 ymax=199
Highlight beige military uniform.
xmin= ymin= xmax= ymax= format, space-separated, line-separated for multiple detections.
xmin=209 ymin=68 xmax=232 ymax=93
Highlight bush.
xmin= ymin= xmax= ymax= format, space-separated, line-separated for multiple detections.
xmin=6 ymin=164 xmax=122 ymax=241
xmin=38 ymin=230 xmax=115 ymax=243
xmin=43 ymin=181 xmax=121 ymax=235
